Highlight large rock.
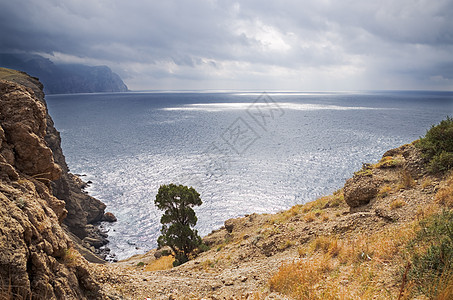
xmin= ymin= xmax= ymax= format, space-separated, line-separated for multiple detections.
xmin=343 ymin=173 xmax=380 ymax=208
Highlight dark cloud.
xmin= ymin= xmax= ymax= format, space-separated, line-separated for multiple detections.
xmin=0 ymin=0 xmax=452 ymax=90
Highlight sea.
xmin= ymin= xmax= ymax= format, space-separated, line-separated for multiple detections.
xmin=46 ymin=91 xmax=453 ymax=260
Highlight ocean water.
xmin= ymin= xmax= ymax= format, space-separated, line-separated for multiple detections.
xmin=46 ymin=91 xmax=453 ymax=260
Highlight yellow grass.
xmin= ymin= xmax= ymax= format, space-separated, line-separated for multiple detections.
xmin=435 ymin=172 xmax=453 ymax=207
xmin=377 ymin=185 xmax=393 ymax=198
xmin=304 ymin=211 xmax=316 ymax=222
xmin=270 ymin=222 xmax=418 ymax=299
xmin=421 ymin=177 xmax=433 ymax=189
xmin=390 ymin=199 xmax=406 ymax=210
xmin=374 ymin=155 xmax=403 ymax=169
xmin=144 ymin=255 xmax=174 ymax=271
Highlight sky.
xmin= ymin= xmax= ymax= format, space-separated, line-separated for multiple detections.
xmin=0 ymin=0 xmax=452 ymax=91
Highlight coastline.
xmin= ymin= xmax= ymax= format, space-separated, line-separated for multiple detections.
xmin=1 ymin=68 xmax=452 ymax=299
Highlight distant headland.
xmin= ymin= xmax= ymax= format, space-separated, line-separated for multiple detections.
xmin=0 ymin=53 xmax=128 ymax=94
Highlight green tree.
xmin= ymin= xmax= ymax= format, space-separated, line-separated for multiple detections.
xmin=155 ymin=183 xmax=202 ymax=266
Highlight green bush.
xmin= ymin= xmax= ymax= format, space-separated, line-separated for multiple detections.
xmin=407 ymin=210 xmax=453 ymax=298
xmin=417 ymin=116 xmax=453 ymax=173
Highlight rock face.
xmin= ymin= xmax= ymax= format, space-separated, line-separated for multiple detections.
xmin=0 ymin=75 xmax=104 ymax=298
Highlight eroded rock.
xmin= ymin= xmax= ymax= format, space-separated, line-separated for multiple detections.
xmin=344 ymin=174 xmax=380 ymax=208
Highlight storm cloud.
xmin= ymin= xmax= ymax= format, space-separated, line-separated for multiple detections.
xmin=1 ymin=0 xmax=452 ymax=90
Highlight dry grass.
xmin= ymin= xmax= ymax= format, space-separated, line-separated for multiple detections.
xmin=374 ymin=156 xmax=404 ymax=169
xmin=421 ymin=177 xmax=433 ymax=189
xmin=303 ymin=211 xmax=316 ymax=222
xmin=0 ymin=277 xmax=31 ymax=300
xmin=270 ymin=222 xmax=418 ymax=299
xmin=390 ymin=199 xmax=406 ymax=210
xmin=432 ymin=271 xmax=453 ymax=300
xmin=144 ymin=255 xmax=174 ymax=271
xmin=62 ymin=247 xmax=80 ymax=267
xmin=435 ymin=172 xmax=453 ymax=207
xmin=397 ymin=170 xmax=416 ymax=190
xmin=269 ymin=255 xmax=339 ymax=300
xmin=377 ymin=185 xmax=393 ymax=198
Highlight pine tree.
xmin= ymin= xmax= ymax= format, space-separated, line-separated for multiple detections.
xmin=155 ymin=183 xmax=202 ymax=266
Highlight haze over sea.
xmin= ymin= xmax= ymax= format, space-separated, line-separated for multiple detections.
xmin=47 ymin=91 xmax=453 ymax=260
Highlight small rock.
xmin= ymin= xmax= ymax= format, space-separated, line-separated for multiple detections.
xmin=103 ymin=212 xmax=117 ymax=222
xmin=223 ymin=279 xmax=234 ymax=286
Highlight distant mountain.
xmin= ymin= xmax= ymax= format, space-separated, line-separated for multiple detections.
xmin=0 ymin=53 xmax=128 ymax=94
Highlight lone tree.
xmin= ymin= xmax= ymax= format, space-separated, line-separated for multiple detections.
xmin=155 ymin=183 xmax=202 ymax=266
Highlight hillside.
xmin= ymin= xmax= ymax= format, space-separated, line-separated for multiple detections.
xmin=89 ymin=129 xmax=453 ymax=299
xmin=0 ymin=54 xmax=128 ymax=94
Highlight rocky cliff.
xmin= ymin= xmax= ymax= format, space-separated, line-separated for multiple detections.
xmin=0 ymin=53 xmax=128 ymax=94
xmin=0 ymin=68 xmax=109 ymax=298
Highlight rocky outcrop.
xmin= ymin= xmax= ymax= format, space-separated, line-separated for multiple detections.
xmin=0 ymin=80 xmax=61 ymax=182
xmin=343 ymin=172 xmax=380 ymax=208
xmin=0 ymin=77 xmax=104 ymax=298
xmin=0 ymin=68 xmax=114 ymax=259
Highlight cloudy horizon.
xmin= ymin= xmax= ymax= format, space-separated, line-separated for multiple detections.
xmin=1 ymin=0 xmax=452 ymax=91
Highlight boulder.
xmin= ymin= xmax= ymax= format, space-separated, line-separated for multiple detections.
xmin=103 ymin=212 xmax=117 ymax=222
xmin=344 ymin=174 xmax=380 ymax=208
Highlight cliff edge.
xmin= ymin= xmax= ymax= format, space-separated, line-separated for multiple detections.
xmin=0 ymin=68 xmax=109 ymax=298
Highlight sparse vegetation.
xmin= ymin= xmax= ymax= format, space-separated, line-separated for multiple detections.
xmin=417 ymin=116 xmax=453 ymax=173
xmin=406 ymin=210 xmax=453 ymax=299
xmin=62 ymin=247 xmax=79 ymax=267
xmin=377 ymin=185 xmax=393 ymax=198
xmin=397 ymin=170 xmax=415 ymax=190
xmin=374 ymin=155 xmax=404 ymax=169
xmin=0 ymin=277 xmax=31 ymax=300
xmin=390 ymin=199 xmax=406 ymax=210
xmin=421 ymin=177 xmax=433 ymax=189
xmin=435 ymin=172 xmax=453 ymax=207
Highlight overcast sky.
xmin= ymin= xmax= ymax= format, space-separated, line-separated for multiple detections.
xmin=1 ymin=0 xmax=452 ymax=91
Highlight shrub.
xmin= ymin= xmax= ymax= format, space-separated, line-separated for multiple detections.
xmin=417 ymin=116 xmax=453 ymax=173
xmin=407 ymin=210 xmax=453 ymax=298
